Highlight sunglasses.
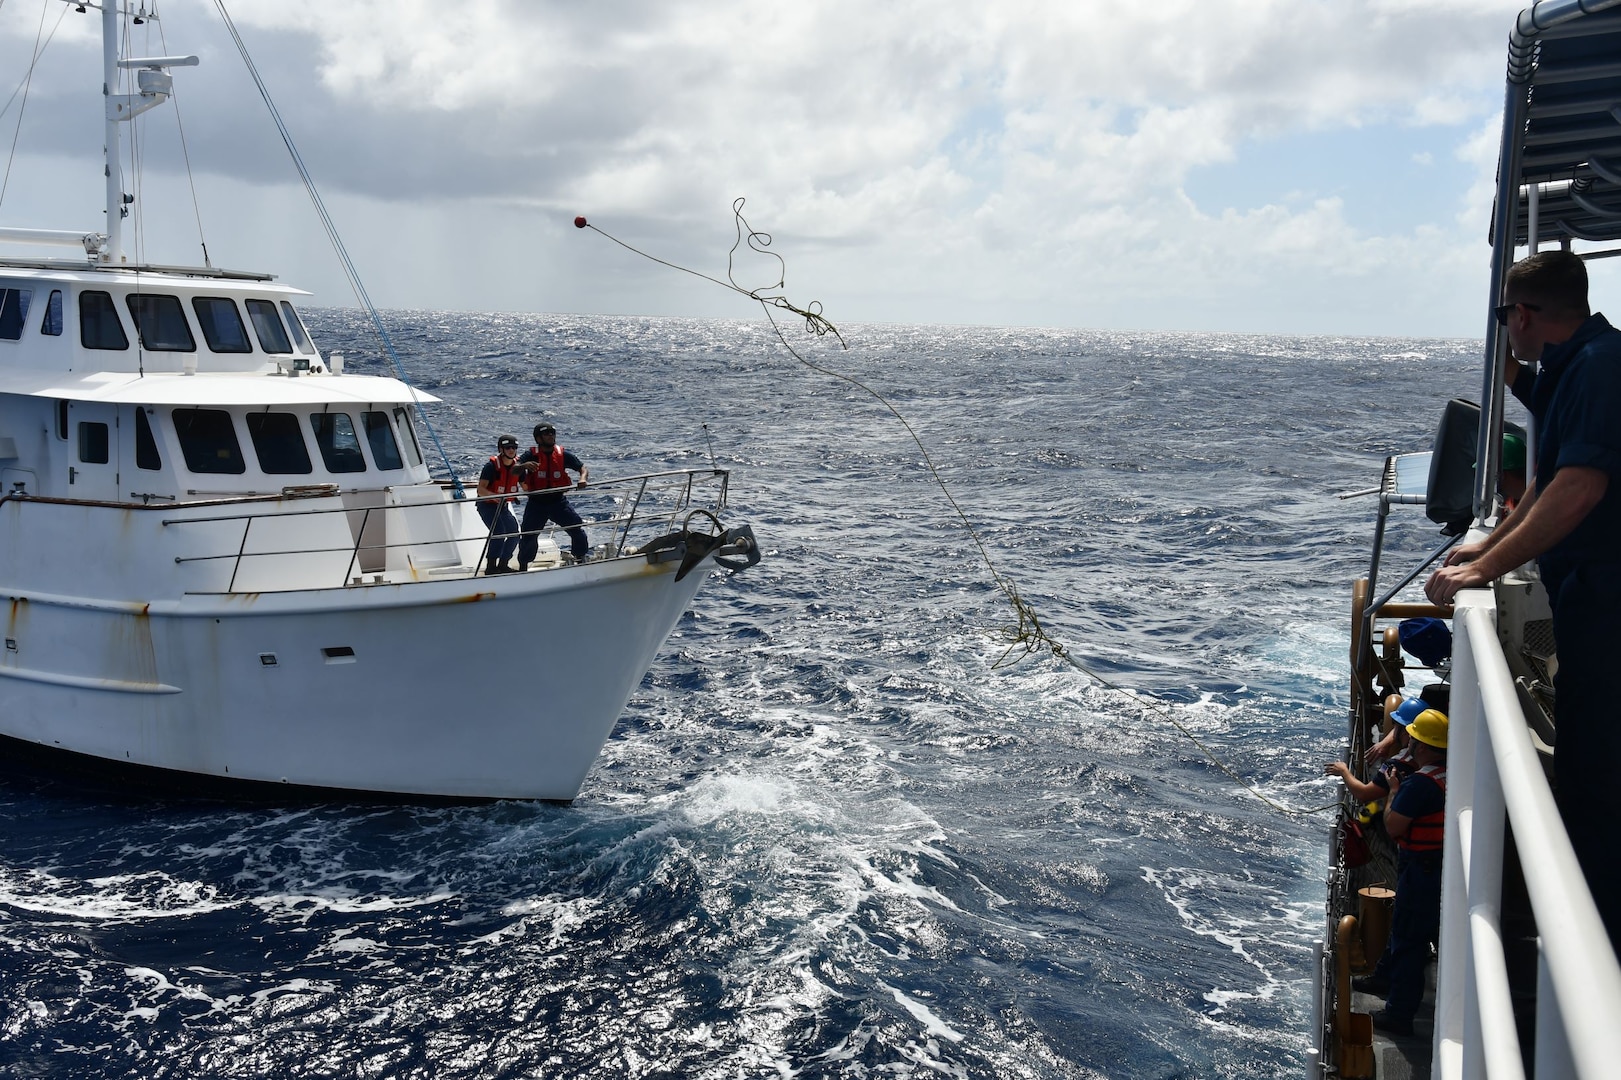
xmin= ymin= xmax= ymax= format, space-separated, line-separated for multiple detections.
xmin=1494 ymin=301 xmax=1542 ymax=325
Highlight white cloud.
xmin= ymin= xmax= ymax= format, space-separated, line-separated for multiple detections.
xmin=0 ymin=0 xmax=1538 ymax=335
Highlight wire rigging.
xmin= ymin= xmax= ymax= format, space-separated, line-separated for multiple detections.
xmin=156 ymin=9 xmax=212 ymax=267
xmin=127 ymin=8 xmax=146 ymax=266
xmin=211 ymin=0 xmax=465 ymax=496
xmin=124 ymin=11 xmax=147 ymax=376
xmin=0 ymin=0 xmax=66 ymax=210
xmin=579 ymin=203 xmax=1334 ymax=818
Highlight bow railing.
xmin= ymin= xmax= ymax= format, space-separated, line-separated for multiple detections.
xmin=156 ymin=468 xmax=732 ymax=593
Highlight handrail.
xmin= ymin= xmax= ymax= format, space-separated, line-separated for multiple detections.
xmin=615 ymin=474 xmax=652 ymax=554
xmin=1438 ymin=593 xmax=1621 ymax=1079
xmin=0 ymin=468 xmax=728 ymax=518
xmin=0 ymin=467 xmax=732 ymax=592
xmin=191 ymin=468 xmax=724 ymax=590
xmin=158 ymin=469 xmax=727 ymax=526
xmin=172 ymin=510 xmax=666 ymax=566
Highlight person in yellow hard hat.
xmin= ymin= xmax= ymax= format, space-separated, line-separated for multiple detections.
xmin=1354 ymin=709 xmax=1448 ymax=1037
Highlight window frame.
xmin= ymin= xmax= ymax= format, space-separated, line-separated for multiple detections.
xmin=40 ymin=290 xmax=63 ymax=337
xmin=362 ymin=411 xmax=405 ymax=471
xmin=246 ymin=412 xmax=315 ymax=475
xmin=245 ymin=299 xmax=293 ymax=354
xmin=77 ymin=421 xmax=110 ymax=465
xmin=125 ymin=293 xmax=198 ymax=353
xmin=191 ymin=296 xmax=253 ymax=354
xmin=0 ymin=286 xmax=34 ymax=341
xmin=134 ymin=407 xmax=162 ymax=471
xmin=308 ymin=411 xmax=368 ymax=474
xmin=393 ymin=406 xmax=424 ymax=467
xmin=79 ymin=290 xmax=130 ymax=351
xmin=171 ymin=408 xmax=247 ymax=475
xmin=280 ymin=301 xmax=313 ymax=354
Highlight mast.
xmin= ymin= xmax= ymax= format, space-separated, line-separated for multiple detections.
xmin=98 ymin=2 xmax=198 ymax=265
xmin=102 ymin=0 xmax=122 ymax=263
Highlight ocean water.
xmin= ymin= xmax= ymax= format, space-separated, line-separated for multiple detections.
xmin=0 ymin=311 xmax=1484 ymax=1078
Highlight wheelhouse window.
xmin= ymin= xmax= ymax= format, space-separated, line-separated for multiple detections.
xmin=172 ymin=409 xmax=245 ymax=474
xmin=393 ymin=407 xmax=423 ymax=466
xmin=135 ymin=408 xmax=161 ymax=471
xmin=40 ymin=290 xmax=62 ymax=336
xmin=78 ymin=422 xmax=109 ymax=464
xmin=80 ymin=291 xmax=129 ymax=350
xmin=362 ymin=411 xmax=404 ymax=471
xmin=280 ymin=301 xmax=312 ymax=353
xmin=192 ymin=297 xmax=252 ymax=353
xmin=247 ymin=413 xmax=313 ymax=474
xmin=126 ymin=294 xmax=197 ymax=352
xmin=309 ymin=412 xmax=367 ymax=473
xmin=245 ymin=299 xmax=292 ymax=354
xmin=0 ymin=287 xmax=33 ymax=340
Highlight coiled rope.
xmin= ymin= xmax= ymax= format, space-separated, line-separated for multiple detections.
xmin=578 ymin=201 xmax=1334 ymax=818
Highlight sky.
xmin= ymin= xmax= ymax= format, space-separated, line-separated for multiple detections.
xmin=0 ymin=0 xmax=1613 ymax=338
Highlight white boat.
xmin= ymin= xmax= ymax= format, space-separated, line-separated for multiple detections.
xmin=1318 ymin=2 xmax=1621 ymax=1076
xmin=0 ymin=4 xmax=758 ymax=801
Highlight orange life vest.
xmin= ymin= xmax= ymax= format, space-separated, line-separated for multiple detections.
xmin=525 ymin=444 xmax=572 ymax=492
xmin=485 ymin=455 xmax=524 ymax=502
xmin=1397 ymin=762 xmax=1447 ymax=853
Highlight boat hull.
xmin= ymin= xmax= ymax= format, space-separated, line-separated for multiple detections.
xmin=0 ymin=557 xmax=712 ymax=800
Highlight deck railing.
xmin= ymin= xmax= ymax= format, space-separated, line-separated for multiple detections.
xmin=1438 ymin=592 xmax=1621 ymax=1079
xmin=158 ymin=468 xmax=732 ymax=593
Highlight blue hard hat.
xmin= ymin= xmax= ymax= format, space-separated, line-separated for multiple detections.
xmin=1399 ymin=617 xmax=1453 ymax=667
xmin=1392 ymin=697 xmax=1426 ymax=725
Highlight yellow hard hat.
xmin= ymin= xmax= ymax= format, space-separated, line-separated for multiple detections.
xmin=1405 ymin=709 xmax=1449 ymax=749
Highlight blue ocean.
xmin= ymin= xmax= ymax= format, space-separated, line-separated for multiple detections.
xmin=0 ymin=311 xmax=1481 ymax=1078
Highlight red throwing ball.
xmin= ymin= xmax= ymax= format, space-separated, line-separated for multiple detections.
xmin=573 ymin=216 xmax=588 ymax=229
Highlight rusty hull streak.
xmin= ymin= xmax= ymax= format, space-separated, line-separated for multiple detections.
xmin=7 ymin=596 xmax=27 ymax=641
xmin=453 ymin=591 xmax=498 ymax=603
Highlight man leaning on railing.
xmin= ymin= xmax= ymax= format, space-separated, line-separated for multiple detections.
xmin=1424 ymin=250 xmax=1621 ymax=957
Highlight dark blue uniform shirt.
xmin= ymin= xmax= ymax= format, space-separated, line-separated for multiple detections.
xmin=1526 ymin=313 xmax=1621 ymax=592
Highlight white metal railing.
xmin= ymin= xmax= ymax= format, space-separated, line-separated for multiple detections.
xmin=156 ymin=468 xmax=731 ymax=592
xmin=1436 ymin=592 xmax=1621 ymax=1079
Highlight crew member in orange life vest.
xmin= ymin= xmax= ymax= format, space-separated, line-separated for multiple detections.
xmin=475 ymin=435 xmax=525 ymax=575
xmin=1353 ymin=708 xmax=1448 ymax=1037
xmin=516 ymin=422 xmax=591 ymax=568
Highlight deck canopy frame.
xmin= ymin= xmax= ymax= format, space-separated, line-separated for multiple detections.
xmin=1477 ymin=0 xmax=1621 ymax=518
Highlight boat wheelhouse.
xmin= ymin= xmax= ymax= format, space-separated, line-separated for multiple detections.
xmin=0 ymin=3 xmax=757 ymax=801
